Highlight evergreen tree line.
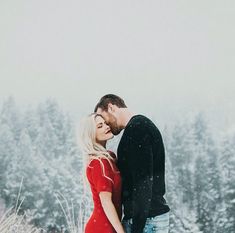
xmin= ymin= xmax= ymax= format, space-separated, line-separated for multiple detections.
xmin=164 ymin=113 xmax=235 ymax=233
xmin=0 ymin=97 xmax=234 ymax=232
xmin=0 ymin=97 xmax=91 ymax=231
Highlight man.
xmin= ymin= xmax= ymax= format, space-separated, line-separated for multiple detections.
xmin=94 ymin=94 xmax=170 ymax=233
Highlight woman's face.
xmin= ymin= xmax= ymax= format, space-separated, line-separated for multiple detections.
xmin=95 ymin=115 xmax=113 ymax=144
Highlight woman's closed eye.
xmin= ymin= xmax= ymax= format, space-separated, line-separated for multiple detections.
xmin=97 ymin=123 xmax=104 ymax=128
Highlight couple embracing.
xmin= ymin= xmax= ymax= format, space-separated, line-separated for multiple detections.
xmin=78 ymin=94 xmax=170 ymax=233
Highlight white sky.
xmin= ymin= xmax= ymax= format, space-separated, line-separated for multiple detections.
xmin=0 ymin=0 xmax=235 ymax=129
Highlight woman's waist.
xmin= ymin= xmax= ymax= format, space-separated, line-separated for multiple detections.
xmin=92 ymin=204 xmax=122 ymax=219
xmin=90 ymin=208 xmax=109 ymax=220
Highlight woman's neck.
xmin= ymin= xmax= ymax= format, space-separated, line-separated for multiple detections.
xmin=98 ymin=141 xmax=106 ymax=148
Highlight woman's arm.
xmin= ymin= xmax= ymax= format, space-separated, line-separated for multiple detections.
xmin=99 ymin=191 xmax=125 ymax=233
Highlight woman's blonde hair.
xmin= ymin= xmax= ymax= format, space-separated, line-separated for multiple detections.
xmin=77 ymin=113 xmax=116 ymax=183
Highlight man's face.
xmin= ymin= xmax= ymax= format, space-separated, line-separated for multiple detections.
xmin=96 ymin=107 xmax=122 ymax=135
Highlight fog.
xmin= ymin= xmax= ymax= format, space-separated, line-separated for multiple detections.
xmin=1 ymin=0 xmax=234 ymax=129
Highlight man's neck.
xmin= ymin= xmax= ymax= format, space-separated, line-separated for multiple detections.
xmin=120 ymin=108 xmax=135 ymax=128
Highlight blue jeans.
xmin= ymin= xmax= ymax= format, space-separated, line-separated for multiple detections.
xmin=122 ymin=212 xmax=169 ymax=233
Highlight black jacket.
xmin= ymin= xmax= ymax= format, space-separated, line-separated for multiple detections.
xmin=117 ymin=115 xmax=170 ymax=233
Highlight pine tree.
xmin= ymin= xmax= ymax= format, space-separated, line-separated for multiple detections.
xmin=0 ymin=97 xmax=22 ymax=142
xmin=164 ymin=122 xmax=201 ymax=233
xmin=193 ymin=113 xmax=223 ymax=233
xmin=0 ymin=123 xmax=17 ymax=203
xmin=220 ymin=134 xmax=235 ymax=232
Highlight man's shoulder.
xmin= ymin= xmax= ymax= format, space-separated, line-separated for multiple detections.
xmin=131 ymin=114 xmax=149 ymax=121
xmin=128 ymin=115 xmax=157 ymax=131
xmin=126 ymin=114 xmax=163 ymax=141
xmin=122 ymin=115 xmax=153 ymax=143
xmin=128 ymin=114 xmax=152 ymax=126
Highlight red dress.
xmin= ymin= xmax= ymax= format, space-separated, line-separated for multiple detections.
xmin=85 ymin=152 xmax=122 ymax=233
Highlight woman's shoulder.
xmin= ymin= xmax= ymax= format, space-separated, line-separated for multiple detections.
xmin=87 ymin=157 xmax=113 ymax=169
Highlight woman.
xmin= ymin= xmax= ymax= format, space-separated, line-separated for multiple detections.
xmin=78 ymin=113 xmax=125 ymax=233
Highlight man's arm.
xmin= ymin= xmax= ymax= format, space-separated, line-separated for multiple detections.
xmin=128 ymin=133 xmax=153 ymax=233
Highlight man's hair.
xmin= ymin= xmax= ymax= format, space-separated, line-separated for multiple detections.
xmin=94 ymin=94 xmax=127 ymax=112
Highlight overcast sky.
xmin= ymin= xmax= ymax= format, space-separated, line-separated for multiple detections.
xmin=0 ymin=0 xmax=235 ymax=129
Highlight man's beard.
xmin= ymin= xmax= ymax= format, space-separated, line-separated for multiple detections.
xmin=110 ymin=125 xmax=122 ymax=135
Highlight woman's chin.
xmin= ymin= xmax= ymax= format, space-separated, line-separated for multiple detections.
xmin=107 ymin=133 xmax=114 ymax=140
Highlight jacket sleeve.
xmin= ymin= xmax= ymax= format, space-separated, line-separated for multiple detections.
xmin=128 ymin=133 xmax=153 ymax=233
xmin=90 ymin=159 xmax=113 ymax=193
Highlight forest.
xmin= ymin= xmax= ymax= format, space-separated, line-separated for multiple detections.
xmin=0 ymin=97 xmax=234 ymax=233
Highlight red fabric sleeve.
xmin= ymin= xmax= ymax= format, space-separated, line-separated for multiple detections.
xmin=90 ymin=159 xmax=113 ymax=193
